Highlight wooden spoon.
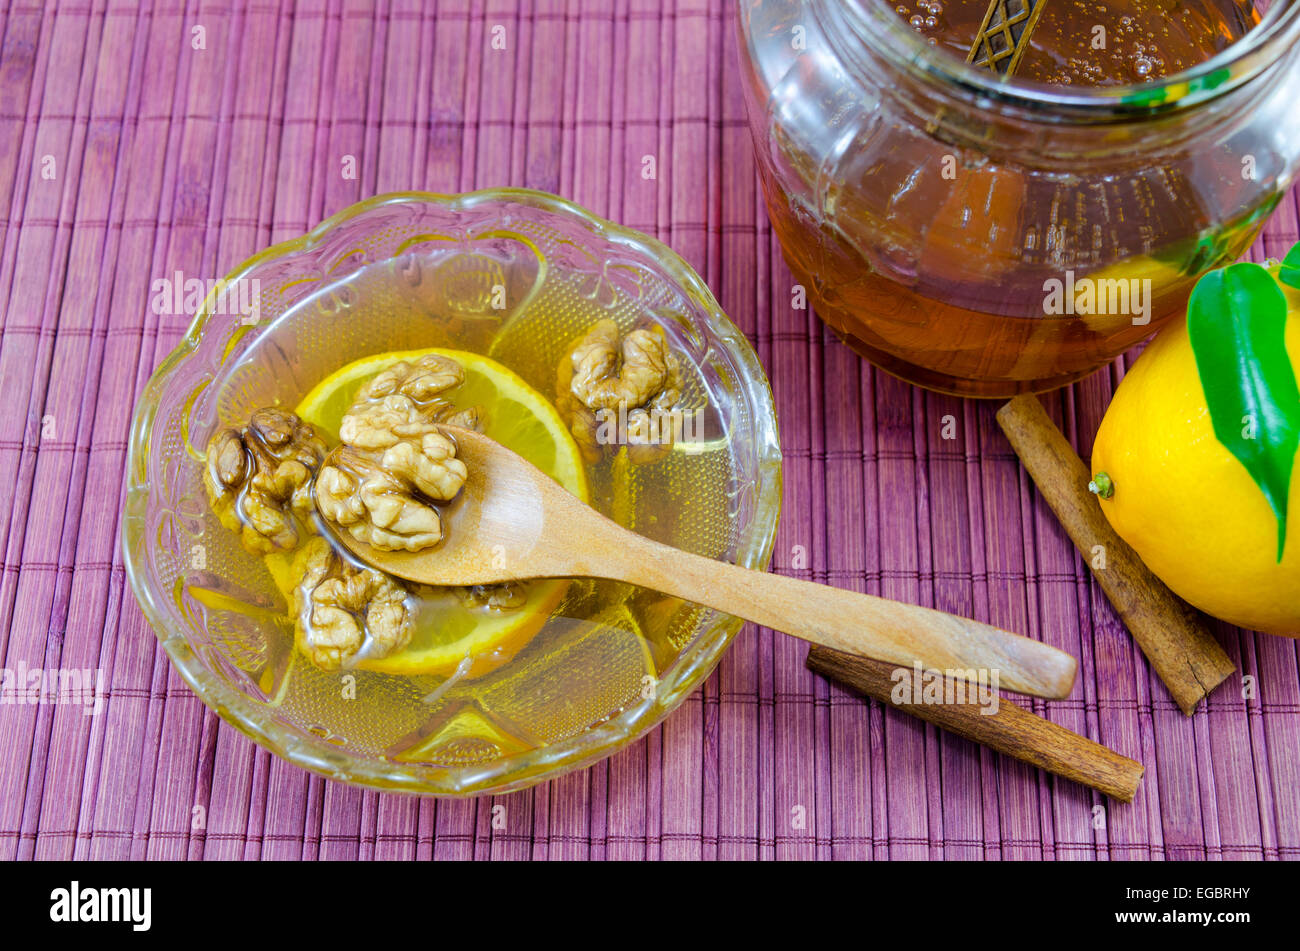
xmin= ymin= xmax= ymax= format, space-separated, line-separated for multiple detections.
xmin=316 ymin=427 xmax=1078 ymax=699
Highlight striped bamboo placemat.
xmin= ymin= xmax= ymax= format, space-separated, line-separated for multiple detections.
xmin=0 ymin=0 xmax=1296 ymax=860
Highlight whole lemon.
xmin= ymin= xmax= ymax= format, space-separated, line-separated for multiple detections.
xmin=1090 ymin=269 xmax=1300 ymax=637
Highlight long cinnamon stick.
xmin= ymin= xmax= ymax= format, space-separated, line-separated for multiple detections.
xmin=808 ymin=646 xmax=1144 ymax=801
xmin=996 ymin=394 xmax=1235 ymax=715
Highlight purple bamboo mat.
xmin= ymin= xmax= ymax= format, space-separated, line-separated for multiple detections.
xmin=0 ymin=0 xmax=1297 ymax=862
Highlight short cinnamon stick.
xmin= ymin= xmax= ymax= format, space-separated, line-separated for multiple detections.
xmin=996 ymin=394 xmax=1235 ymax=715
xmin=808 ymin=646 xmax=1144 ymax=801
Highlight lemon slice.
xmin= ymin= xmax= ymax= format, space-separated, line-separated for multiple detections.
xmin=296 ymin=347 xmax=587 ymax=497
xmin=282 ymin=347 xmax=589 ymax=678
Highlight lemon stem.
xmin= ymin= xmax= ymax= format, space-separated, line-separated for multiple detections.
xmin=1088 ymin=472 xmax=1114 ymax=500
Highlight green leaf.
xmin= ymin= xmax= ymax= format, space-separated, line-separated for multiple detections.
xmin=1190 ymin=66 xmax=1232 ymax=94
xmin=1151 ymin=196 xmax=1281 ymax=277
xmin=1280 ymin=241 xmax=1300 ymax=290
xmin=1120 ymin=85 xmax=1168 ymax=107
xmin=1188 ymin=262 xmax=1300 ymax=561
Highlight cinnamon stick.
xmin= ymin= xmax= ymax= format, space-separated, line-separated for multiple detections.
xmin=996 ymin=394 xmax=1235 ymax=715
xmin=808 ymin=646 xmax=1144 ymax=801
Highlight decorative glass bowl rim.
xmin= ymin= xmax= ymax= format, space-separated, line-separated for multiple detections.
xmin=122 ymin=188 xmax=784 ymax=796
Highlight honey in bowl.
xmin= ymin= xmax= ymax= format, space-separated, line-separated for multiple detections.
xmin=123 ymin=191 xmax=781 ymax=796
xmin=187 ymin=254 xmax=741 ymax=773
xmin=737 ymin=0 xmax=1300 ymax=396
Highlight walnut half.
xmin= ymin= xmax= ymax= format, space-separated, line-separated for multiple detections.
xmin=290 ymin=537 xmax=412 ymax=669
xmin=556 ymin=319 xmax=685 ymax=464
xmin=339 ymin=354 xmax=467 ymax=450
xmin=204 ymin=408 xmax=327 ymax=554
xmin=318 ymin=354 xmax=477 ymax=552
xmin=315 ymin=433 xmax=467 ymax=553
xmin=457 ymin=582 xmax=528 ymax=611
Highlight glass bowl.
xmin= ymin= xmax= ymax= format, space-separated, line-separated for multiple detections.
xmin=123 ymin=190 xmax=782 ymax=796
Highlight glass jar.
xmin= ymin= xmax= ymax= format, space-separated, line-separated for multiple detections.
xmin=736 ymin=0 xmax=1300 ymax=397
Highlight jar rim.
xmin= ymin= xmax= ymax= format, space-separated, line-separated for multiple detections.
xmin=837 ymin=0 xmax=1300 ymax=119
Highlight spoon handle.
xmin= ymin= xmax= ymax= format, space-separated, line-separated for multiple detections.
xmin=585 ymin=536 xmax=1077 ymax=700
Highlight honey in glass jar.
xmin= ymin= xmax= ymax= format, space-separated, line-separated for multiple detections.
xmin=737 ymin=0 xmax=1300 ymax=396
